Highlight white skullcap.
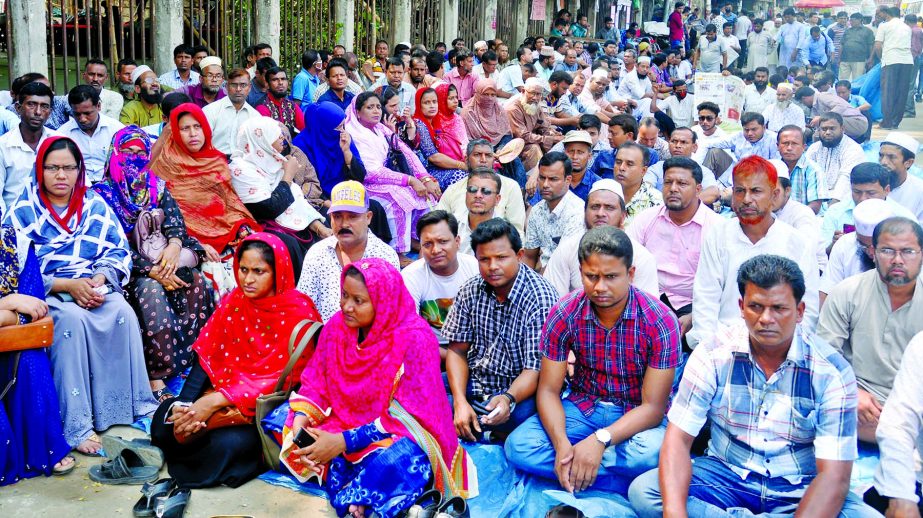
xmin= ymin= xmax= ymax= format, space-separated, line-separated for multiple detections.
xmin=854 ymin=198 xmax=897 ymax=237
xmin=524 ymin=77 xmax=549 ymax=92
xmin=883 ymin=132 xmax=920 ymax=157
xmin=198 ymin=56 xmax=223 ymax=71
xmin=588 ymin=179 xmax=624 ymax=201
xmin=768 ymin=159 xmax=789 ymax=179
xmin=591 ymin=68 xmax=610 ymax=81
xmin=776 ymin=82 xmax=794 ymax=93
xmin=637 ymin=56 xmax=652 ymax=64
xmin=474 ymin=40 xmax=488 ymax=50
xmin=130 ymin=65 xmax=153 ymax=85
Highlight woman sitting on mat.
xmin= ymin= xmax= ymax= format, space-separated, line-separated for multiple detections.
xmin=283 ymin=258 xmax=476 ymax=518
xmin=150 ymin=232 xmax=320 ymax=488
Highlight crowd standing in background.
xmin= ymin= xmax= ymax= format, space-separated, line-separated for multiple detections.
xmin=3 ymin=3 xmax=923 ymax=518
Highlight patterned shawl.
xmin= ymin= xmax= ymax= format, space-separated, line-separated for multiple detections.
xmin=288 ymin=258 xmax=474 ymax=499
xmin=344 ymin=95 xmax=428 ymax=178
xmin=147 ymin=103 xmax=260 ymax=251
xmin=91 ymin=125 xmax=165 ymax=234
xmin=193 ymin=232 xmax=321 ymax=417
xmin=462 ymin=78 xmax=512 ymax=146
xmin=2 ymin=137 xmax=131 ymax=283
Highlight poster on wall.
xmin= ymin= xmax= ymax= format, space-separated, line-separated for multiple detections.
xmin=531 ymin=0 xmax=546 ymax=21
xmin=694 ymin=72 xmax=745 ymax=122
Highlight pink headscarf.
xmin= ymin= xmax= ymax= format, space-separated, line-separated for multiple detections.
xmin=287 ymin=258 xmax=472 ymax=497
xmin=343 ymin=94 xmax=428 ymax=178
xmin=461 ymin=78 xmax=511 ymax=146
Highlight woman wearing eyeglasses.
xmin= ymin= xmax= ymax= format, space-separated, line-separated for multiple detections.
xmin=3 ymin=136 xmax=157 ymax=455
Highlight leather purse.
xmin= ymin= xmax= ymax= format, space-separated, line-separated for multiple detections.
xmin=132 ymin=209 xmax=199 ymax=268
xmin=173 ymin=388 xmax=253 ymax=445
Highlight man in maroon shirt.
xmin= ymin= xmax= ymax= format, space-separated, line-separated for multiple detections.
xmin=669 ymin=3 xmax=686 ymax=49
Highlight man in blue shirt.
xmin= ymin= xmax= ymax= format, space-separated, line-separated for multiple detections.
xmin=316 ymin=60 xmax=355 ymax=111
xmin=292 ymin=49 xmax=323 ymax=108
xmin=807 ymin=26 xmax=834 ymax=66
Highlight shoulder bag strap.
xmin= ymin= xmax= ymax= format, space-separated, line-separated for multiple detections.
xmin=274 ymin=320 xmax=323 ymax=393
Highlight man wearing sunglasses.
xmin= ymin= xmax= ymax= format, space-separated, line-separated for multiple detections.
xmin=454 ymin=168 xmax=504 ymax=256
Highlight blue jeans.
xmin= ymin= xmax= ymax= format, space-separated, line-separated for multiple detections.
xmin=628 ymin=456 xmax=882 ymax=517
xmin=504 ymin=399 xmax=666 ymax=494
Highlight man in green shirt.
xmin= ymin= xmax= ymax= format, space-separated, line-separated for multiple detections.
xmin=119 ymin=65 xmax=164 ymax=127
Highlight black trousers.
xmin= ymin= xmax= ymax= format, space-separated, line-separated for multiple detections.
xmin=864 ymin=484 xmax=923 ymax=515
xmin=881 ymin=63 xmax=914 ymax=128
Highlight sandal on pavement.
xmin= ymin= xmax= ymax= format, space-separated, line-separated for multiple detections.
xmin=52 ymin=455 xmax=77 ymax=476
xmin=133 ymin=478 xmax=177 ymax=518
xmin=103 ymin=435 xmax=165 ymax=470
xmin=155 ymin=487 xmax=191 ymax=518
xmin=434 ymin=496 xmax=469 ymax=518
xmin=405 ymin=489 xmax=443 ymax=518
xmin=153 ymin=388 xmax=175 ymax=403
xmin=88 ymin=449 xmax=159 ymax=485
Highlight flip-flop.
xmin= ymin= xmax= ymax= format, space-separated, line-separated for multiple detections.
xmin=88 ymin=449 xmax=159 ymax=485
xmin=405 ymin=489 xmax=443 ymax=518
xmin=52 ymin=455 xmax=77 ymax=476
xmin=156 ymin=487 xmax=191 ymax=518
xmin=75 ymin=433 xmax=104 ymax=457
xmin=133 ymin=478 xmax=177 ymax=518
xmin=103 ymin=435 xmax=165 ymax=469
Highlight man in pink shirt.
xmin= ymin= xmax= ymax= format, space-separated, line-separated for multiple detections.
xmin=625 ymin=156 xmax=722 ymax=338
xmin=445 ymin=49 xmax=477 ymax=104
xmin=668 ymin=2 xmax=686 ymax=49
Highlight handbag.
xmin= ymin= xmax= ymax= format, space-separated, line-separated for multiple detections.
xmin=132 ymin=209 xmax=199 ymax=268
xmin=387 ymin=134 xmax=413 ymax=175
xmin=255 ymin=319 xmax=323 ymax=468
xmin=173 ymin=389 xmax=253 ymax=445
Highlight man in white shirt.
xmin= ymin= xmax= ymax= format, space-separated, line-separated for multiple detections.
xmin=875 ymin=6 xmax=914 ymax=129
xmin=57 ymin=85 xmax=124 ymax=184
xmin=734 ymin=11 xmax=753 ymax=66
xmin=719 ymin=22 xmax=742 ymax=68
xmin=746 ymin=19 xmax=775 ymax=71
xmin=370 ymin=58 xmax=416 ymax=116
xmin=472 ymin=50 xmax=500 ymax=82
xmin=452 ymin=168 xmax=503 ymax=256
xmin=81 ymin=58 xmax=124 ymax=120
xmin=821 ymin=198 xmax=896 ymax=300
xmin=880 ymin=132 xmax=923 ymax=221
xmin=769 ymin=158 xmax=826 ymax=270
xmin=402 ymin=210 xmax=479 ymax=350
xmin=690 ymin=101 xmax=727 ymax=163
xmin=0 ymin=81 xmax=60 ymax=213
xmin=497 ymin=47 xmax=533 ymax=100
xmin=523 ymin=152 xmax=586 ymax=271
xmin=157 ymin=44 xmax=201 ymax=90
xmin=650 ymin=79 xmax=695 ymax=130
xmin=805 ymin=112 xmax=866 ymax=202
xmin=742 ymin=67 xmax=775 ymax=114
xmin=645 ymin=128 xmax=719 ymax=203
xmin=688 ymin=155 xmax=819 ymax=348
xmin=616 ymin=56 xmax=655 ymax=119
xmin=296 ymin=181 xmax=399 ymax=321
xmin=203 ymin=68 xmax=260 ymax=155
xmin=762 ymin=82 xmax=806 ymax=133
xmin=544 ymin=179 xmax=659 ymax=298
xmin=695 ymin=24 xmax=729 ymax=73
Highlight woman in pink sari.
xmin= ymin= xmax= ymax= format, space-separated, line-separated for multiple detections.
xmin=344 ymin=92 xmax=438 ymax=264
xmin=283 ymin=259 xmax=476 ymax=518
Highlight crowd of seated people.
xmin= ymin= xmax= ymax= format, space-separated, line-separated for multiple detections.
xmin=3 ymin=7 xmax=923 ymax=517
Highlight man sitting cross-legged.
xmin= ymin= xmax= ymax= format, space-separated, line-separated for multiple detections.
xmin=505 ymin=226 xmax=681 ymax=496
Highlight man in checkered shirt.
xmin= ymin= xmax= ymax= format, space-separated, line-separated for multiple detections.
xmin=628 ymin=255 xmax=879 ymax=517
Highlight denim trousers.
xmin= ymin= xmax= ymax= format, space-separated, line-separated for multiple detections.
xmin=628 ymin=455 xmax=883 ymax=517
xmin=504 ymin=399 xmax=666 ymax=494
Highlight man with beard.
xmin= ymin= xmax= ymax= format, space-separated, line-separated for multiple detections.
xmin=203 ymin=68 xmax=260 ymax=155
xmin=157 ymin=44 xmax=200 ymax=89
xmin=626 ymin=158 xmax=722 ymax=333
xmin=805 ymin=112 xmax=866 ymax=202
xmin=255 ymin=67 xmax=305 ymax=134
xmin=742 ymin=67 xmax=775 ymax=114
xmin=746 ymin=19 xmax=775 ymax=71
xmin=543 ymin=71 xmax=580 ymax=130
xmin=617 ymin=56 xmax=656 ymax=119
xmin=407 ymin=56 xmax=434 ymax=89
xmin=118 ymin=66 xmax=164 ymax=127
xmin=687 ymin=155 xmax=819 ymax=349
xmin=818 ymin=217 xmax=923 ymax=444
xmin=58 ymin=85 xmax=125 ymax=183
xmin=505 ymin=77 xmax=563 ymax=171
xmin=544 ymin=179 xmax=659 ymax=297
xmin=776 ymin=125 xmax=827 ymax=213
xmin=0 ymin=81 xmax=61 ymax=212
xmin=821 ymin=199 xmax=898 ymax=302
xmin=295 ymin=180 xmax=399 ymax=322
xmin=523 ymin=152 xmax=585 ymax=271
xmin=116 ymin=58 xmax=137 ymax=101
xmin=175 ymin=56 xmax=226 ymax=108
xmin=794 ymin=84 xmax=868 ymax=142
xmin=879 ymin=132 xmax=923 ymax=221
xmin=761 ymin=82 xmax=805 ymax=133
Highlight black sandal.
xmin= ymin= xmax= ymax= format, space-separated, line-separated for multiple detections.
xmin=435 ymin=496 xmax=469 ymax=518
xmin=155 ymin=487 xmax=191 ymax=518
xmin=405 ymin=489 xmax=443 ymax=518
xmin=88 ymin=449 xmax=159 ymax=485
xmin=133 ymin=478 xmax=177 ymax=518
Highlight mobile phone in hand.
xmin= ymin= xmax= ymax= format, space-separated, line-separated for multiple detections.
xmin=294 ymin=428 xmax=316 ymax=448
xmin=843 ymin=224 xmax=856 ymax=234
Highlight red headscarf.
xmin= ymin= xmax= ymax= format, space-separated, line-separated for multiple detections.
xmin=193 ymin=232 xmax=321 ymax=417
xmin=148 ymin=103 xmax=260 ymax=251
xmin=415 ymin=84 xmax=469 ymax=161
xmin=35 ymin=136 xmax=88 ymax=233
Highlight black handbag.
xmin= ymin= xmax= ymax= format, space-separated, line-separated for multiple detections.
xmin=386 ymin=134 xmax=413 ymax=175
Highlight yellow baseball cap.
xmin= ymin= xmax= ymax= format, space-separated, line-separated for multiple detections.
xmin=329 ymin=180 xmax=369 ymax=213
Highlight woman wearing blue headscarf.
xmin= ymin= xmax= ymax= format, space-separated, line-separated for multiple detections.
xmin=293 ymin=101 xmax=392 ymax=244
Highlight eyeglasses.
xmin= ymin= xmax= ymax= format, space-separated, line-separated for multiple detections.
xmin=876 ymin=248 xmax=922 ymax=259
xmin=44 ymin=164 xmax=79 ymax=173
xmin=698 ymin=115 xmax=715 ymax=122
xmin=121 ymin=150 xmax=148 ymax=159
xmin=204 ymin=73 xmax=224 ymax=80
xmin=139 ymin=77 xmax=158 ymax=86
xmin=466 ymin=186 xmax=497 ymax=196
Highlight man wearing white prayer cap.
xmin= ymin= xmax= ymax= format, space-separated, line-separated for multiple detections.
xmin=119 ymin=66 xmax=164 ymax=128
xmin=544 ymin=178 xmax=661 ymax=298
xmin=616 ymin=53 xmax=655 ymax=119
xmin=504 ymin=76 xmax=561 ymax=171
xmin=175 ymin=56 xmax=226 ymax=107
xmin=880 ymin=131 xmax=923 ymax=221
xmin=821 ymin=198 xmax=899 ymax=299
xmin=761 ymin=82 xmax=805 ymax=133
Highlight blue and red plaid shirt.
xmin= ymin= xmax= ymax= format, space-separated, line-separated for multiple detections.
xmin=542 ymin=286 xmax=682 ymax=417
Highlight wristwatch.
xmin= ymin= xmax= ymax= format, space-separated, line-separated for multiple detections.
xmin=500 ymin=391 xmax=516 ymax=411
xmin=594 ymin=428 xmax=612 ymax=447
